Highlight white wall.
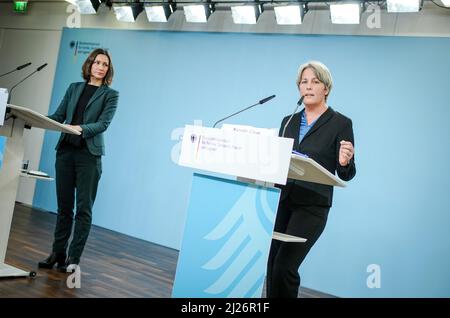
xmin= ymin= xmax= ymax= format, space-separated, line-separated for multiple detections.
xmin=0 ymin=29 xmax=61 ymax=204
xmin=0 ymin=0 xmax=449 ymax=205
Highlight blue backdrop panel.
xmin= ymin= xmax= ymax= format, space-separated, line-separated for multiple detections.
xmin=0 ymin=136 xmax=5 ymax=169
xmin=172 ymin=173 xmax=280 ymax=298
xmin=33 ymin=28 xmax=450 ymax=297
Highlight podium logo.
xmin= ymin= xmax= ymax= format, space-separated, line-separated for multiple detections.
xmin=170 ymin=119 xmax=203 ymax=164
xmin=190 ymin=134 xmax=197 ymax=143
xmin=200 ymin=187 xmax=274 ymax=297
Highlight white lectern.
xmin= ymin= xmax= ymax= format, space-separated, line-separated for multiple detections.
xmin=0 ymin=104 xmax=80 ymax=278
xmin=172 ymin=124 xmax=346 ymax=297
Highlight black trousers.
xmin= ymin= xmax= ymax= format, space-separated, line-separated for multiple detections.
xmin=52 ymin=145 xmax=102 ymax=262
xmin=266 ymin=199 xmax=329 ymax=298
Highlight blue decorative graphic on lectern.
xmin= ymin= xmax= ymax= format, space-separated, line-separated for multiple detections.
xmin=172 ymin=173 xmax=280 ymax=298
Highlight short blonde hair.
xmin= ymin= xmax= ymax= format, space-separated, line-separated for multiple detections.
xmin=296 ymin=61 xmax=333 ymax=101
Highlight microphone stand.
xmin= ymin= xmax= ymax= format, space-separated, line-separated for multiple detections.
xmin=0 ymin=63 xmax=32 ymax=78
xmin=7 ymin=63 xmax=47 ymax=105
xmin=212 ymin=95 xmax=276 ymax=128
xmin=281 ymin=96 xmax=304 ymax=138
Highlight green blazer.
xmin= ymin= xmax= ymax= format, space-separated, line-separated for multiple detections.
xmin=48 ymin=82 xmax=119 ymax=156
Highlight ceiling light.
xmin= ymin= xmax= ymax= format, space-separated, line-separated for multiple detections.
xmin=330 ymin=2 xmax=362 ymax=24
xmin=184 ymin=4 xmax=215 ymax=23
xmin=145 ymin=4 xmax=176 ymax=22
xmin=113 ymin=3 xmax=144 ymax=22
xmin=65 ymin=0 xmax=101 ymax=14
xmin=231 ymin=4 xmax=264 ymax=24
xmin=274 ymin=4 xmax=307 ymax=25
xmin=386 ymin=0 xmax=421 ymax=12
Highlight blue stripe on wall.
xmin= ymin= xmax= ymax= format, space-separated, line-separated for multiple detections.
xmin=34 ymin=28 xmax=450 ymax=297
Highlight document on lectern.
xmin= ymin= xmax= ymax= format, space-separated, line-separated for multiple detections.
xmin=221 ymin=123 xmax=277 ymax=137
xmin=0 ymin=88 xmax=7 ymax=126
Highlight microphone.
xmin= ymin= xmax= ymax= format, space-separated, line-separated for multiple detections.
xmin=7 ymin=63 xmax=48 ymax=104
xmin=37 ymin=63 xmax=48 ymax=71
xmin=281 ymin=95 xmax=304 ymax=138
xmin=212 ymin=94 xmax=276 ymax=128
xmin=0 ymin=62 xmax=32 ymax=78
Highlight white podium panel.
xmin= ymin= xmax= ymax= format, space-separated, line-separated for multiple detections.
xmin=179 ymin=125 xmax=294 ymax=185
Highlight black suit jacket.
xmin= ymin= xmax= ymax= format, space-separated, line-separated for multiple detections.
xmin=279 ymin=107 xmax=356 ymax=207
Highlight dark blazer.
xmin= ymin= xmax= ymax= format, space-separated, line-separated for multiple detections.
xmin=48 ymin=82 xmax=119 ymax=156
xmin=279 ymin=107 xmax=356 ymax=207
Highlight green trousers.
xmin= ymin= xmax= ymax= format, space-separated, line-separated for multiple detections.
xmin=52 ymin=145 xmax=102 ymax=262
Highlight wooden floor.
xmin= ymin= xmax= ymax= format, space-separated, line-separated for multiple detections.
xmin=1 ymin=203 xmax=335 ymax=298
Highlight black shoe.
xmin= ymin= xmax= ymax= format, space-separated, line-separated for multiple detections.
xmin=38 ymin=252 xmax=66 ymax=269
xmin=57 ymin=256 xmax=80 ymax=273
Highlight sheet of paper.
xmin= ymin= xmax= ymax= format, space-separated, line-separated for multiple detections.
xmin=273 ymin=231 xmax=307 ymax=242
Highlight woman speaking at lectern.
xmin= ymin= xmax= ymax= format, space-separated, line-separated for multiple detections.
xmin=266 ymin=61 xmax=356 ymax=297
xmin=38 ymin=48 xmax=119 ymax=272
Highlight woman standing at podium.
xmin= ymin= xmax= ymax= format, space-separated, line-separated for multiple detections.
xmin=266 ymin=61 xmax=356 ymax=297
xmin=38 ymin=48 xmax=119 ymax=272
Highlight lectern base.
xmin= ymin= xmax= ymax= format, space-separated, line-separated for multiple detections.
xmin=0 ymin=262 xmax=36 ymax=278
